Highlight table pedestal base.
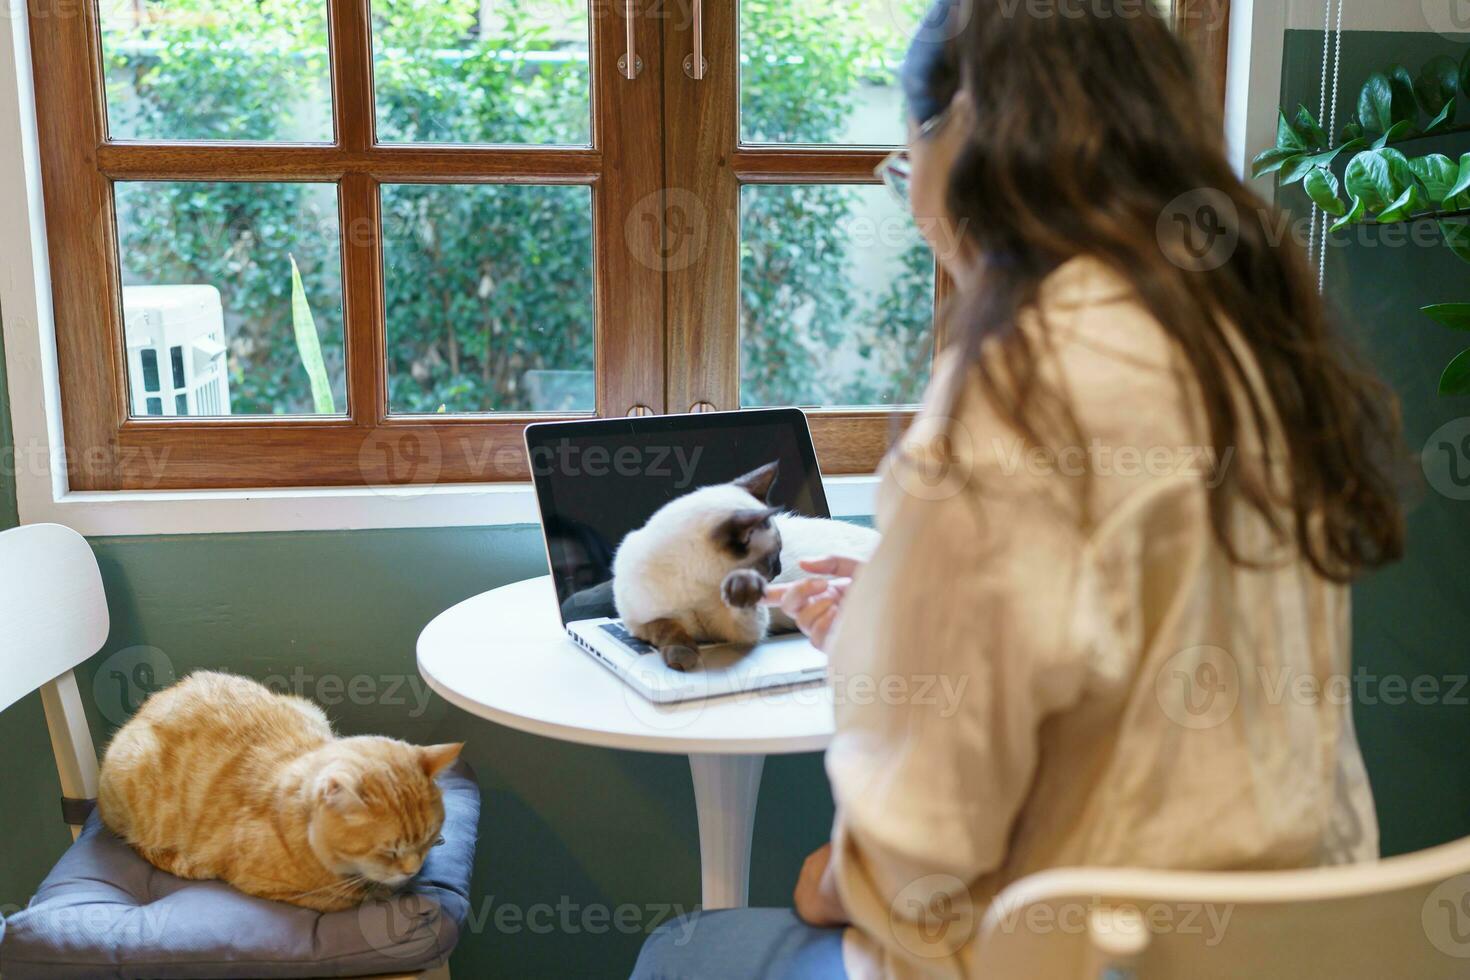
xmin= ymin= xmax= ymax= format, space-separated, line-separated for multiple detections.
xmin=689 ymin=752 xmax=766 ymax=910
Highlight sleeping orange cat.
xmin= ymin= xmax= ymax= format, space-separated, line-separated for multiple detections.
xmin=97 ymin=671 xmax=461 ymax=912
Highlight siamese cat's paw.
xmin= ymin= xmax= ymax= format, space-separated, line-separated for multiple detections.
xmin=662 ymin=644 xmax=700 ymax=672
xmin=640 ymin=618 xmax=701 ymax=672
xmin=721 ymin=568 xmax=767 ymax=609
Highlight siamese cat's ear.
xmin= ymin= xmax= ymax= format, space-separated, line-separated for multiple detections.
xmin=731 ymin=461 xmax=780 ymax=503
xmin=713 ymin=507 xmax=779 ymax=554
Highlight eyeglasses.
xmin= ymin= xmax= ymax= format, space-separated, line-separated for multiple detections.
xmin=874 ymin=106 xmax=954 ymax=205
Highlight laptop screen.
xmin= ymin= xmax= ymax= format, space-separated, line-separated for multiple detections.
xmin=526 ymin=409 xmax=830 ymax=625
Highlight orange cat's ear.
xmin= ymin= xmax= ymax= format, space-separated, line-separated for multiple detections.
xmin=315 ymin=770 xmax=364 ymax=810
xmin=419 ymin=742 xmax=463 ymax=778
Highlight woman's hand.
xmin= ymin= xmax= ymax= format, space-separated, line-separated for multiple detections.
xmin=761 ymin=556 xmax=864 ymax=652
xmin=793 ymin=842 xmax=848 ymax=927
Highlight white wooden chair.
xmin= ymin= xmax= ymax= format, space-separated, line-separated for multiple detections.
xmin=972 ymin=834 xmax=1470 ymax=978
xmin=0 ymin=523 xmax=451 ymax=979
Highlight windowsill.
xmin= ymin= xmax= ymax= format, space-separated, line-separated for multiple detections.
xmin=28 ymin=475 xmax=881 ymax=537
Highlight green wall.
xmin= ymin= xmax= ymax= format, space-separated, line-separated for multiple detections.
xmin=2 ymin=27 xmax=1469 ymax=978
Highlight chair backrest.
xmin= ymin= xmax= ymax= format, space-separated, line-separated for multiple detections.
xmin=974 ymin=834 xmax=1470 ymax=979
xmin=0 ymin=523 xmax=109 ymax=835
xmin=0 ymin=523 xmax=109 ymax=711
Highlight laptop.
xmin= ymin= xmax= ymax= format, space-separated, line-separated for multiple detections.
xmin=525 ymin=408 xmax=831 ymax=704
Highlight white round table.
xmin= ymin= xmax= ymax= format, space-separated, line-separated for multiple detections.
xmin=416 ymin=575 xmax=835 ymax=909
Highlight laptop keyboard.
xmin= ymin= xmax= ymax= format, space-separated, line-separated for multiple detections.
xmin=601 ymin=622 xmax=657 ymax=655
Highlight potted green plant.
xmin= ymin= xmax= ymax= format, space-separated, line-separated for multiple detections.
xmin=1252 ymin=51 xmax=1470 ymax=394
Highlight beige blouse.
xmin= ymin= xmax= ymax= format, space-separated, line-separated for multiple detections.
xmin=826 ymin=259 xmax=1379 ymax=979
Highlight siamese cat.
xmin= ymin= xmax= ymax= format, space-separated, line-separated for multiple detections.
xmin=612 ymin=461 xmax=879 ymax=670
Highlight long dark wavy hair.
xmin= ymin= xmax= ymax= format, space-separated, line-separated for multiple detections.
xmin=920 ymin=0 xmax=1403 ymax=582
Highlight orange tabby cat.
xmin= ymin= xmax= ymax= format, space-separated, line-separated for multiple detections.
xmin=98 ymin=671 xmax=461 ymax=912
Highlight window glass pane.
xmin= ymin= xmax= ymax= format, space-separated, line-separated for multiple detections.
xmin=100 ymin=0 xmax=332 ymax=142
xmin=740 ymin=0 xmax=928 ymax=146
xmin=740 ymin=184 xmax=934 ymax=409
xmin=382 ymin=184 xmax=595 ymax=414
xmin=114 ymin=181 xmax=346 ymax=417
xmin=373 ymin=0 xmax=591 ymax=146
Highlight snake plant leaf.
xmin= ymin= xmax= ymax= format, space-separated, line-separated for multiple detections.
xmin=1426 ymin=97 xmax=1458 ymax=135
xmin=1440 ymin=348 xmax=1470 ymax=396
xmin=289 ymin=254 xmax=336 ymax=415
xmin=1304 ymin=168 xmax=1347 ymax=216
xmin=1409 ymin=154 xmax=1461 ymax=205
xmin=1376 ymin=184 xmax=1422 ymax=224
xmin=1423 ymin=304 xmax=1470 ymax=332
xmin=1359 ymin=72 xmax=1395 ymax=134
xmin=1443 ymin=222 xmax=1470 ymax=264
xmin=1292 ymin=104 xmax=1329 ymax=148
xmin=1417 ymin=56 xmax=1460 ymax=117
xmin=1329 ymin=195 xmax=1367 ymax=234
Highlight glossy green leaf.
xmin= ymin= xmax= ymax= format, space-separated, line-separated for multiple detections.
xmin=1417 ymin=55 xmax=1460 ymax=116
xmin=1281 ymin=152 xmax=1324 ymax=186
xmin=1409 ymin=153 xmax=1461 ymax=205
xmin=1440 ymin=348 xmax=1470 ymax=396
xmin=1443 ymin=221 xmax=1470 ymax=264
xmin=1330 ymin=195 xmax=1367 ymax=234
xmin=1373 ymin=120 xmax=1415 ymax=148
xmin=1390 ymin=65 xmax=1419 ymax=124
xmin=1279 ymin=141 xmax=1361 ymax=186
xmin=1292 ymin=104 xmax=1329 ymax=147
xmin=1276 ymin=109 xmax=1308 ymax=150
xmin=1376 ymin=184 xmax=1422 ymax=224
xmin=1341 ymin=122 xmax=1364 ymax=143
xmin=1305 ymin=168 xmax=1346 ymax=216
xmin=1359 ymin=73 xmax=1395 ymax=134
xmin=1426 ymin=97 xmax=1458 ymax=134
xmin=1423 ymin=304 xmax=1470 ymax=332
xmin=1345 ymin=148 xmax=1413 ymax=212
xmin=1446 ymin=154 xmax=1470 ymax=206
xmin=1251 ymin=145 xmax=1303 ymax=178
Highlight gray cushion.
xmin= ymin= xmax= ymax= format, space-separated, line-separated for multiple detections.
xmin=0 ymin=760 xmax=479 ymax=979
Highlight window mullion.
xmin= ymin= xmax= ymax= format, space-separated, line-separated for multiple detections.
xmin=592 ymin=0 xmax=668 ymax=418
xmin=328 ymin=0 xmax=376 ymax=152
xmin=327 ymin=0 xmax=382 ymax=428
xmin=662 ymin=0 xmax=739 ymax=415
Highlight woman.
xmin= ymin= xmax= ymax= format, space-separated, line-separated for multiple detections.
xmin=633 ymin=1 xmax=1402 ymax=976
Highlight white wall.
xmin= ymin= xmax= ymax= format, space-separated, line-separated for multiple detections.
xmin=1287 ymin=2 xmax=1466 ymax=32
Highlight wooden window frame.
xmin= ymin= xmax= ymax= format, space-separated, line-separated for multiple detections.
xmin=1178 ymin=0 xmax=1233 ymax=106
xmin=28 ymin=0 xmax=1231 ymax=493
xmin=30 ymin=0 xmax=663 ymax=491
